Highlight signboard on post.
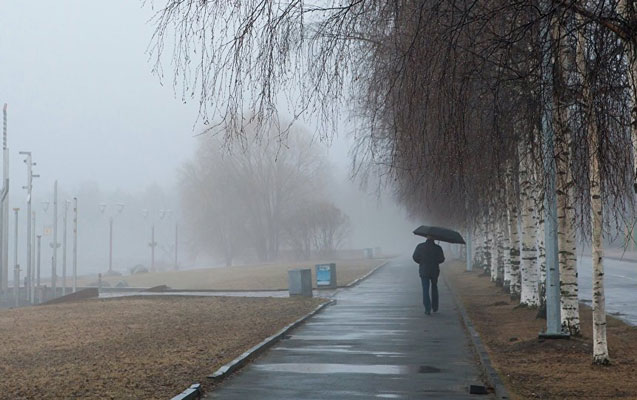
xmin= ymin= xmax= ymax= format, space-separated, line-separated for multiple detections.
xmin=315 ymin=263 xmax=336 ymax=289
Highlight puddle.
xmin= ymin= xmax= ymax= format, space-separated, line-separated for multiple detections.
xmin=274 ymin=347 xmax=405 ymax=356
xmin=254 ymin=363 xmax=410 ymax=375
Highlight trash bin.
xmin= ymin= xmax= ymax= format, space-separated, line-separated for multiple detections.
xmin=288 ymin=269 xmax=313 ymax=297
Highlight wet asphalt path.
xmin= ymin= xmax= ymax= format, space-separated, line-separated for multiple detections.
xmin=205 ymin=259 xmax=487 ymax=399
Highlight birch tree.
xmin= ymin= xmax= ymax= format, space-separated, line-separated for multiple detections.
xmin=552 ymin=15 xmax=580 ymax=335
xmin=519 ymin=141 xmax=541 ymax=306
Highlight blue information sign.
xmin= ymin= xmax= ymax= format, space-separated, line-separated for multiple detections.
xmin=316 ymin=265 xmax=331 ymax=286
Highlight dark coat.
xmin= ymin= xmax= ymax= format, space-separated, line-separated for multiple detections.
xmin=412 ymin=239 xmax=445 ymax=277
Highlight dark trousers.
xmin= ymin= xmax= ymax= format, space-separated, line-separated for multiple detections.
xmin=420 ymin=274 xmax=439 ymax=313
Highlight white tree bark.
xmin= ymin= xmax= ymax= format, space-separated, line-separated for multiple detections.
xmin=483 ymin=217 xmax=493 ymax=275
xmin=519 ymin=142 xmax=540 ymax=306
xmin=576 ymin=14 xmax=609 ymax=364
xmin=588 ymin=101 xmax=610 ymax=365
xmin=496 ymin=216 xmax=506 ymax=286
xmin=502 ymin=212 xmax=512 ymax=291
xmin=508 ymin=196 xmax=521 ymax=297
xmin=490 ymin=209 xmax=500 ymax=283
xmin=552 ymin=20 xmax=580 ymax=336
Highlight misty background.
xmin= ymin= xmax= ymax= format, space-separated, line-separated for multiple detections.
xmin=0 ymin=1 xmax=418 ymax=277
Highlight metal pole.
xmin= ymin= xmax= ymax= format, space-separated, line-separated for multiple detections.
xmin=20 ymin=151 xmax=34 ymax=303
xmin=13 ymin=208 xmax=19 ymax=306
xmin=539 ymin=4 xmax=565 ymax=338
xmin=1 ymin=104 xmax=9 ymax=295
xmin=30 ymin=211 xmax=35 ymax=303
xmin=51 ymin=180 xmax=58 ymax=297
xmin=62 ymin=200 xmax=68 ymax=295
xmin=174 ymin=223 xmax=178 ymax=270
xmin=150 ymin=225 xmax=155 ymax=272
xmin=73 ymin=197 xmax=77 ymax=293
xmin=108 ymin=217 xmax=113 ymax=274
xmin=36 ymin=235 xmax=41 ymax=303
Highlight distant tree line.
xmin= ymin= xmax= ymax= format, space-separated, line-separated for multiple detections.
xmin=180 ymin=121 xmax=350 ymax=265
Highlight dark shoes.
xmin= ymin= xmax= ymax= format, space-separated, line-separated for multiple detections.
xmin=425 ymin=310 xmax=431 ymax=315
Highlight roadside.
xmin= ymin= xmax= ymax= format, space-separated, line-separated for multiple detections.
xmin=445 ymin=261 xmax=637 ymax=400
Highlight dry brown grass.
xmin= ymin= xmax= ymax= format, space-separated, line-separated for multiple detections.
xmin=0 ymin=296 xmax=324 ymax=399
xmin=445 ymin=261 xmax=637 ymax=400
xmin=78 ymin=258 xmax=385 ymax=290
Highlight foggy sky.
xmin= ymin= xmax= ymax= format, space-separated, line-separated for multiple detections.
xmin=1 ymin=1 xmax=418 ymax=275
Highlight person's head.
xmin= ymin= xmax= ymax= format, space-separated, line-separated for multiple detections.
xmin=425 ymin=235 xmax=434 ymax=241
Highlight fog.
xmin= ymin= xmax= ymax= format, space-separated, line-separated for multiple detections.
xmin=0 ymin=1 xmax=417 ymax=278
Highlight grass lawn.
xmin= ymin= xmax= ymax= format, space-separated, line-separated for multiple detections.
xmin=0 ymin=296 xmax=324 ymax=399
xmin=79 ymin=258 xmax=386 ymax=290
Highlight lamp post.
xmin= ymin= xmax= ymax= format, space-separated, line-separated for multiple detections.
xmin=62 ymin=200 xmax=69 ymax=295
xmin=72 ymin=197 xmax=77 ymax=293
xmin=174 ymin=223 xmax=179 ymax=270
xmin=100 ymin=203 xmax=124 ymax=275
xmin=539 ymin=1 xmax=566 ymax=339
xmin=30 ymin=211 xmax=35 ymax=303
xmin=36 ymin=234 xmax=41 ymax=303
xmin=50 ymin=181 xmax=60 ymax=298
xmin=13 ymin=207 xmax=19 ymax=306
xmin=1 ymin=104 xmax=10 ymax=296
xmin=142 ymin=209 xmax=169 ymax=272
xmin=20 ymin=151 xmax=38 ymax=303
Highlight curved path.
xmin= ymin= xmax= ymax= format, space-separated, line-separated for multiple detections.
xmin=205 ymin=258 xmax=489 ymax=399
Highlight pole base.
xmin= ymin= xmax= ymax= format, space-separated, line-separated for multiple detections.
xmin=538 ymin=331 xmax=570 ymax=340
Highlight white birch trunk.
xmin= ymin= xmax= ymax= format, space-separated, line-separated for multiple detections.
xmin=519 ymin=142 xmax=540 ymax=306
xmin=508 ymin=195 xmax=521 ymax=298
xmin=483 ymin=215 xmax=493 ymax=275
xmin=502 ymin=213 xmax=512 ymax=291
xmin=496 ymin=217 xmax=506 ymax=286
xmin=576 ymin=14 xmax=609 ymax=363
xmin=589 ymin=134 xmax=609 ymax=363
xmin=532 ymin=153 xmax=547 ymax=310
xmin=490 ymin=210 xmax=499 ymax=283
xmin=552 ymin=20 xmax=580 ymax=335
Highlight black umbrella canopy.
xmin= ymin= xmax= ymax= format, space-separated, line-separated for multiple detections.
xmin=413 ymin=225 xmax=466 ymax=244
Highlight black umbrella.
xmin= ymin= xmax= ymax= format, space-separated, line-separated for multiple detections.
xmin=413 ymin=225 xmax=466 ymax=244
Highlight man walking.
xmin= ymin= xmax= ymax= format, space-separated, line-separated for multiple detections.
xmin=412 ymin=235 xmax=445 ymax=315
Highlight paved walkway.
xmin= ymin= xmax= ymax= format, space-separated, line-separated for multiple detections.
xmin=205 ymin=258 xmax=489 ymax=399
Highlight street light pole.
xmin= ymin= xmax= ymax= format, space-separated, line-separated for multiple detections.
xmin=13 ymin=207 xmax=19 ymax=307
xmin=30 ymin=211 xmax=35 ymax=303
xmin=150 ymin=224 xmax=156 ymax=272
xmin=1 ymin=104 xmax=10 ymax=295
xmin=100 ymin=203 xmax=124 ymax=275
xmin=51 ymin=180 xmax=59 ymax=297
xmin=73 ymin=197 xmax=77 ymax=293
xmin=36 ymin=234 xmax=41 ymax=303
xmin=109 ymin=217 xmax=113 ymax=274
xmin=20 ymin=151 xmax=37 ymax=303
xmin=62 ymin=200 xmax=69 ymax=295
xmin=174 ymin=223 xmax=179 ymax=270
xmin=539 ymin=3 xmax=566 ymax=339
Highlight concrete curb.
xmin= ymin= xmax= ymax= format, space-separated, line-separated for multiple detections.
xmin=207 ymin=299 xmax=337 ymax=381
xmin=442 ymin=273 xmax=510 ymax=400
xmin=171 ymin=383 xmax=202 ymax=400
